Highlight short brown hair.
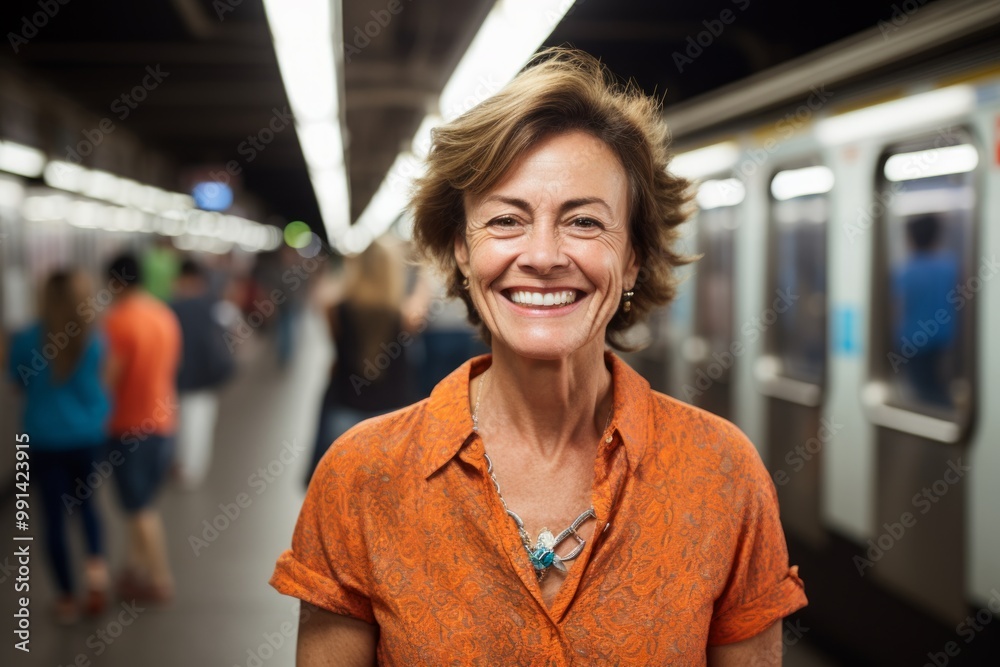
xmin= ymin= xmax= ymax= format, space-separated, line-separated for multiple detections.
xmin=410 ymin=47 xmax=693 ymax=350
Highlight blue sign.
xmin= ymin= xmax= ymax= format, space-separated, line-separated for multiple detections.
xmin=192 ymin=181 xmax=234 ymax=211
xmin=833 ymin=305 xmax=861 ymax=356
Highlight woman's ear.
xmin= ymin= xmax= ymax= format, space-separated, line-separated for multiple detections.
xmin=624 ymin=243 xmax=641 ymax=289
xmin=454 ymin=233 xmax=471 ymax=279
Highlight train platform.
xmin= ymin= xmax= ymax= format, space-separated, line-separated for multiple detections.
xmin=1 ymin=306 xmax=842 ymax=666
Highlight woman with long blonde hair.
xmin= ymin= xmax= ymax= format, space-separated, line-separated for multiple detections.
xmin=6 ymin=270 xmax=111 ymax=623
xmin=304 ymin=240 xmax=417 ymax=483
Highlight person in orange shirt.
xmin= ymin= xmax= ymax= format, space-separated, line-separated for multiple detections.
xmin=104 ymin=253 xmax=181 ymax=604
xmin=271 ymin=48 xmax=806 ymax=665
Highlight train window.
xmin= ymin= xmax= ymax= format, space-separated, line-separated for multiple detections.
xmin=688 ymin=178 xmax=743 ymax=418
xmin=874 ymin=135 xmax=978 ymax=422
xmin=693 ymin=178 xmax=742 ymax=354
xmin=765 ymin=165 xmax=832 ymax=387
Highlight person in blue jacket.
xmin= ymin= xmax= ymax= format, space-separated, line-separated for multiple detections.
xmin=7 ymin=270 xmax=111 ymax=623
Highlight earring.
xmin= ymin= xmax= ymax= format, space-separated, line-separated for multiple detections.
xmin=622 ymin=289 xmax=634 ymax=313
xmin=462 ymin=277 xmax=470 ymax=289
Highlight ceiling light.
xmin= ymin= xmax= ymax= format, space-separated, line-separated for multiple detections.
xmin=770 ymin=166 xmax=834 ymax=200
xmin=696 ymin=178 xmax=745 ymax=210
xmin=817 ymin=85 xmax=975 ymax=145
xmin=0 ymin=175 xmax=26 ymax=210
xmin=262 ymin=0 xmax=348 ymax=244
xmin=884 ymin=144 xmax=978 ymax=182
xmin=671 ymin=142 xmax=741 ymax=180
xmin=0 ymin=140 xmax=46 ymax=178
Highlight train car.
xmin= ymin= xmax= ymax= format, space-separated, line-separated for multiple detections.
xmin=623 ymin=10 xmax=1000 ymax=663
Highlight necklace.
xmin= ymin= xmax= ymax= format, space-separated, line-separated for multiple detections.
xmin=472 ymin=371 xmax=606 ymax=581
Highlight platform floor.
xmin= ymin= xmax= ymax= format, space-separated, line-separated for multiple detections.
xmin=2 ymin=308 xmax=843 ymax=666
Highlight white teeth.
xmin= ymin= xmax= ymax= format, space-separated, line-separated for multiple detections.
xmin=509 ymin=290 xmax=577 ymax=307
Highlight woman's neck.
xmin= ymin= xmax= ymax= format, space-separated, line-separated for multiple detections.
xmin=475 ymin=342 xmax=613 ymax=461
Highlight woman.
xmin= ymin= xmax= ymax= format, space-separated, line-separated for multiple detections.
xmin=7 ymin=270 xmax=111 ymax=623
xmin=305 ymin=240 xmax=417 ymax=484
xmin=271 ymin=48 xmax=806 ymax=665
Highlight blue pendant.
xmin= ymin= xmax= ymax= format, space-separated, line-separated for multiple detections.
xmin=530 ymin=547 xmax=556 ymax=570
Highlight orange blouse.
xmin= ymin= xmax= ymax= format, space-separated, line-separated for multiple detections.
xmin=271 ymin=353 xmax=807 ymax=665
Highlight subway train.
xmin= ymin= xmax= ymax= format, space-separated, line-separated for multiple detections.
xmin=621 ymin=31 xmax=1000 ymax=666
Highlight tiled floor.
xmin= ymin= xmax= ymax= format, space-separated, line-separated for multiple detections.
xmin=2 ymin=309 xmax=845 ymax=666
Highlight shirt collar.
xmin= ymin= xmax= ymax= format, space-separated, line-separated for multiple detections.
xmin=420 ymin=351 xmax=651 ymax=479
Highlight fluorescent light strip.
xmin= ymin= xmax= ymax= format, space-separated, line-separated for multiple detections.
xmin=262 ymin=0 xmax=349 ymax=243
xmin=33 ymin=161 xmax=280 ymax=251
xmin=770 ymin=165 xmax=834 ymax=201
xmin=696 ymin=178 xmax=745 ymax=210
xmin=0 ymin=140 xmax=46 ymax=178
xmin=884 ymin=144 xmax=979 ymax=182
xmin=0 ymin=174 xmax=26 ymax=209
xmin=816 ymin=85 xmax=975 ymax=146
xmin=346 ymin=0 xmax=575 ymax=254
xmin=670 ymin=142 xmax=741 ymax=180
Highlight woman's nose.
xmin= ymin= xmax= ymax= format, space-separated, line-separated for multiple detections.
xmin=517 ymin=225 xmax=569 ymax=274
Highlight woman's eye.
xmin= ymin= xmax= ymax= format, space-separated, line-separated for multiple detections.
xmin=489 ymin=216 xmax=518 ymax=227
xmin=572 ymin=217 xmax=601 ymax=229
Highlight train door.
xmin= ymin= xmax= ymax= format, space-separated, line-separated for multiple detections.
xmin=686 ymin=178 xmax=743 ymax=420
xmin=757 ymin=164 xmax=832 ymax=547
xmin=865 ymin=132 xmax=978 ymax=624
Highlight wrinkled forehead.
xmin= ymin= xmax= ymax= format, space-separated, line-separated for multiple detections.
xmin=462 ymin=130 xmax=630 ymax=215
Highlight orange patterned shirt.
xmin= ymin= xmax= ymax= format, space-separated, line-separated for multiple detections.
xmin=271 ymin=353 xmax=807 ymax=665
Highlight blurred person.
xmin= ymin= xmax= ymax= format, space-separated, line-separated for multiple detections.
xmin=892 ymin=214 xmax=959 ymax=407
xmin=104 ymin=253 xmax=181 ymax=604
xmin=170 ymin=258 xmax=236 ymax=489
xmin=304 ymin=240 xmax=416 ymax=484
xmin=248 ymin=248 xmax=300 ymax=367
xmin=6 ymin=270 xmax=111 ymax=623
xmin=272 ymin=49 xmax=805 ymax=665
xmin=411 ymin=268 xmax=489 ymax=398
xmin=141 ymin=235 xmax=180 ymax=301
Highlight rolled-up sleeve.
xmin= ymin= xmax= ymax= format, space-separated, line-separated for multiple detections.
xmin=708 ymin=428 xmax=808 ymax=645
xmin=269 ymin=443 xmax=376 ymax=624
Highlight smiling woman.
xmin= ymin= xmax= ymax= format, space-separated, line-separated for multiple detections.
xmin=270 ymin=47 xmax=807 ymax=666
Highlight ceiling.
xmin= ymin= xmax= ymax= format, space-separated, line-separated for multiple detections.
xmin=2 ymin=0 xmax=973 ymax=244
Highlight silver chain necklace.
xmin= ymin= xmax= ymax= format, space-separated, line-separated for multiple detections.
xmin=472 ymin=372 xmax=604 ymax=581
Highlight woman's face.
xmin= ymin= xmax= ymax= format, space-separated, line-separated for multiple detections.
xmin=455 ymin=130 xmax=640 ymax=361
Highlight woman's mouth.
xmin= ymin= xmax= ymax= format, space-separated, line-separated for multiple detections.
xmin=505 ymin=289 xmax=579 ymax=308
